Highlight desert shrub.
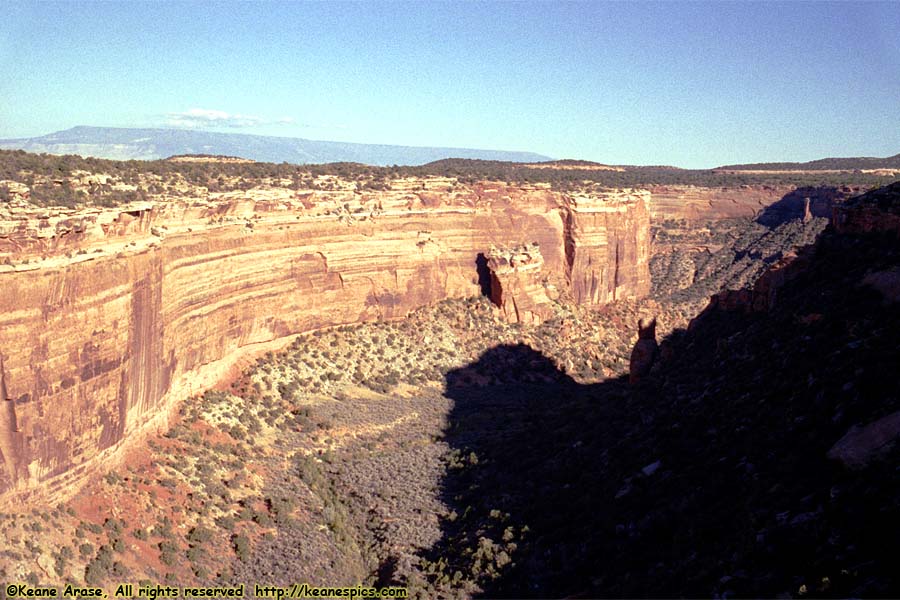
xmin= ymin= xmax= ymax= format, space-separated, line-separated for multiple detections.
xmin=154 ymin=517 xmax=175 ymax=539
xmin=251 ymin=510 xmax=273 ymax=527
xmin=158 ymin=540 xmax=180 ymax=566
xmin=232 ymin=534 xmax=250 ymax=561
xmin=84 ymin=545 xmax=114 ymax=585
xmin=267 ymin=496 xmax=296 ymax=525
xmin=186 ymin=545 xmax=205 ymax=563
xmin=187 ymin=526 xmax=213 ymax=545
xmin=53 ymin=551 xmax=67 ymax=576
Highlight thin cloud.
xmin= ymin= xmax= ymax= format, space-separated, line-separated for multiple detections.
xmin=165 ymin=108 xmax=293 ymax=129
xmin=161 ymin=109 xmax=350 ymax=133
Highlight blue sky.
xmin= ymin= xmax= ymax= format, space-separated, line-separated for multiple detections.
xmin=1 ymin=1 xmax=898 ymax=168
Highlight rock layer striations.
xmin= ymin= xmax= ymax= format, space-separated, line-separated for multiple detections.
xmin=0 ymin=180 xmax=650 ymax=501
xmin=486 ymin=243 xmax=554 ymax=325
xmin=646 ymin=184 xmax=858 ymax=223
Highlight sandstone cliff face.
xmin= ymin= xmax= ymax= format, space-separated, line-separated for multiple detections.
xmin=645 ymin=185 xmax=791 ymax=221
xmin=564 ymin=190 xmax=651 ymax=304
xmin=646 ymin=185 xmax=859 ymax=223
xmin=0 ymin=180 xmax=650 ymax=501
xmin=486 ymin=243 xmax=554 ymax=325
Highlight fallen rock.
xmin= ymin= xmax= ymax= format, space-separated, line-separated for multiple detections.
xmin=641 ymin=460 xmax=662 ymax=476
xmin=862 ymin=267 xmax=900 ymax=304
xmin=827 ymin=410 xmax=900 ymax=469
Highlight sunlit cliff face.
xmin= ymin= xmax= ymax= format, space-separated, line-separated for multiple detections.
xmin=0 ymin=179 xmax=650 ymax=502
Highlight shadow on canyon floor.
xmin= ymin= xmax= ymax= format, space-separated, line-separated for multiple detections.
xmin=756 ymin=186 xmax=852 ymax=228
xmin=413 ymin=227 xmax=900 ymax=598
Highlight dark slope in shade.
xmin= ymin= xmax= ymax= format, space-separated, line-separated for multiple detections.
xmin=417 ymin=183 xmax=900 ymax=597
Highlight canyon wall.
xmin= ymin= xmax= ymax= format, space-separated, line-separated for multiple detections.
xmin=0 ymin=180 xmax=650 ymax=502
xmin=695 ymin=181 xmax=900 ymax=319
xmin=833 ymin=181 xmax=900 ymax=235
xmin=645 ymin=185 xmax=793 ymax=221
xmin=646 ymin=184 xmax=859 ymax=223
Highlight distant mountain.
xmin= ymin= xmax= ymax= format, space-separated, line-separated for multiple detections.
xmin=0 ymin=126 xmax=551 ymax=166
xmin=718 ymin=153 xmax=900 ymax=171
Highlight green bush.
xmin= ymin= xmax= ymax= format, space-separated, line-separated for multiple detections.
xmin=232 ymin=534 xmax=250 ymax=561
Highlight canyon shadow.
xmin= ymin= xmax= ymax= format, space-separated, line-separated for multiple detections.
xmin=417 ymin=224 xmax=900 ymax=597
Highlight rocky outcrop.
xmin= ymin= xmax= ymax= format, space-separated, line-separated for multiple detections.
xmin=486 ymin=243 xmax=554 ymax=325
xmin=827 ymin=410 xmax=900 ymax=469
xmin=862 ymin=267 xmax=900 ymax=304
xmin=0 ymin=180 xmax=30 ymax=202
xmin=0 ymin=180 xmax=650 ymax=502
xmin=628 ymin=318 xmax=659 ymax=384
xmin=833 ymin=181 xmax=900 ymax=236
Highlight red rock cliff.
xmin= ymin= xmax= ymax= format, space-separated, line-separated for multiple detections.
xmin=698 ymin=181 xmax=900 ymax=317
xmin=833 ymin=181 xmax=900 ymax=236
xmin=564 ymin=190 xmax=651 ymax=304
xmin=646 ymin=184 xmax=859 ymax=222
xmin=487 ymin=243 xmax=555 ymax=325
xmin=0 ymin=180 xmax=650 ymax=502
xmin=646 ymin=185 xmax=791 ymax=221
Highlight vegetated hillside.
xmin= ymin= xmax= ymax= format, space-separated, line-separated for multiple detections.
xmin=650 ymin=215 xmax=829 ymax=307
xmin=0 ymin=126 xmax=551 ymax=166
xmin=418 ymin=158 xmax=892 ymax=189
xmin=528 ymin=159 xmax=617 ymax=167
xmin=0 ymin=295 xmax=655 ymax=590
xmin=1 ymin=149 xmax=896 ymax=209
xmin=719 ymin=153 xmax=900 ymax=171
xmin=648 ymin=184 xmax=854 ymax=317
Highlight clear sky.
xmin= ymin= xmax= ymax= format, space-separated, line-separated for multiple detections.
xmin=1 ymin=1 xmax=898 ymax=168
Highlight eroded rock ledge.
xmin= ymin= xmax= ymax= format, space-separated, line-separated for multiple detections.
xmin=486 ymin=243 xmax=554 ymax=325
xmin=0 ymin=180 xmax=650 ymax=502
